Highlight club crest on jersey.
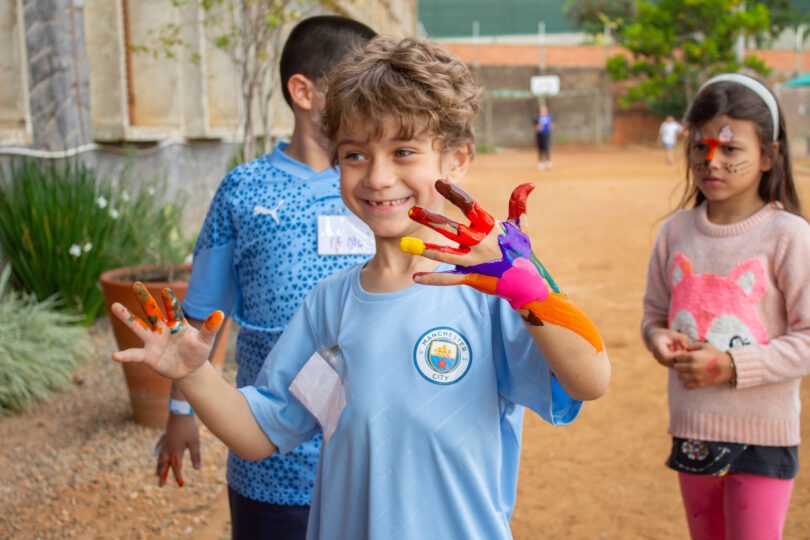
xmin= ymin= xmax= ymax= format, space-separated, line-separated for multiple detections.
xmin=413 ymin=327 xmax=471 ymax=385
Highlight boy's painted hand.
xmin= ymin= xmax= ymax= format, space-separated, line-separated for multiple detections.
xmin=111 ymin=282 xmax=224 ymax=380
xmin=401 ymin=180 xmax=603 ymax=352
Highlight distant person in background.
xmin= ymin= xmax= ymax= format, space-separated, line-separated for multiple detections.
xmin=533 ymin=104 xmax=554 ymax=170
xmin=659 ymin=115 xmax=684 ymax=165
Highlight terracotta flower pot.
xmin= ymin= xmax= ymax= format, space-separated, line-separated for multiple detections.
xmin=100 ymin=264 xmax=231 ymax=428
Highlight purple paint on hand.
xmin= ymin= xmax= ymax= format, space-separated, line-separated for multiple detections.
xmin=452 ymin=222 xmax=532 ymax=277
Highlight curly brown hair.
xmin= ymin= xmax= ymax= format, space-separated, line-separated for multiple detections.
xmin=322 ymin=35 xmax=482 ymax=164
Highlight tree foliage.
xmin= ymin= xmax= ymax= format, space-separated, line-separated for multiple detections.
xmin=563 ymin=0 xmax=634 ymax=41
xmin=566 ymin=0 xmax=791 ymax=117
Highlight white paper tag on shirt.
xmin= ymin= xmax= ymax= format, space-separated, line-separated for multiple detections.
xmin=289 ymin=350 xmax=347 ymax=444
xmin=317 ymin=215 xmax=375 ymax=255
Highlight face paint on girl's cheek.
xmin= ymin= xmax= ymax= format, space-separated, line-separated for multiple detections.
xmin=724 ymin=160 xmax=752 ymax=175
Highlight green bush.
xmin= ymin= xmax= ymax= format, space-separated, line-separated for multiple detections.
xmin=105 ymin=177 xmax=192 ymax=279
xmin=0 ymin=159 xmax=120 ymax=324
xmin=0 ymin=265 xmax=91 ymax=416
xmin=0 ymin=158 xmax=192 ymax=324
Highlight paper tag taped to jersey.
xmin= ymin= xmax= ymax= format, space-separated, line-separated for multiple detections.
xmin=289 ymin=349 xmax=348 ymax=444
xmin=317 ymin=215 xmax=375 ymax=255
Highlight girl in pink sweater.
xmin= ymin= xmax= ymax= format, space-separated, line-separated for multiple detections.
xmin=642 ymin=74 xmax=810 ymax=540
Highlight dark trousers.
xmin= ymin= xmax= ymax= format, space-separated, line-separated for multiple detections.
xmin=535 ymin=132 xmax=551 ymax=161
xmin=228 ymin=485 xmax=310 ymax=540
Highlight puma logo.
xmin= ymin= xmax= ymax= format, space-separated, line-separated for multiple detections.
xmin=253 ymin=200 xmax=285 ymax=224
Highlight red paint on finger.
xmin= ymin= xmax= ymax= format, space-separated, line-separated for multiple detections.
xmin=507 ymin=183 xmax=535 ymax=223
xmin=422 ymin=242 xmax=470 ymax=256
xmin=434 ymin=180 xmax=495 ymax=243
xmin=408 ymin=206 xmax=459 ymax=236
xmin=173 ymin=456 xmax=185 ymax=487
xmin=160 ymin=460 xmax=170 ymax=484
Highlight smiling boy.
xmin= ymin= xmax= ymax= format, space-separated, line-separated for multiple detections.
xmin=112 ymin=35 xmax=610 ymax=539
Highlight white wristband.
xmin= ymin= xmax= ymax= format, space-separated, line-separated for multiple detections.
xmin=169 ymin=399 xmax=194 ymax=415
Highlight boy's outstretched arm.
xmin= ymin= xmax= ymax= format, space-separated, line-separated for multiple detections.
xmin=401 ymin=180 xmax=610 ymax=401
xmin=111 ymin=283 xmax=277 ymax=461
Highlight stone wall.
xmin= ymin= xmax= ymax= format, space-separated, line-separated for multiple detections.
xmin=22 ymin=0 xmax=92 ymax=150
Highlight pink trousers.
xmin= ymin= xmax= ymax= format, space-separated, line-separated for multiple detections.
xmin=678 ymin=472 xmax=794 ymax=540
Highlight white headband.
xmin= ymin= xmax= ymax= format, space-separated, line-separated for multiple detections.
xmin=696 ymin=73 xmax=779 ymax=141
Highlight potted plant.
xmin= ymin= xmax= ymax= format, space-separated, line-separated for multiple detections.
xmin=0 ymin=158 xmax=229 ymax=427
xmin=99 ymin=178 xmax=231 ymax=428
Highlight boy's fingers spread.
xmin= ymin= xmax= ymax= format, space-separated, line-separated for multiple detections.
xmin=199 ymin=311 xmax=226 ymax=342
xmin=159 ymin=459 xmax=170 ymax=486
xmin=400 ymin=237 xmax=470 ymax=259
xmin=412 ymin=271 xmax=466 ymax=286
xmin=162 ymin=288 xmax=186 ymax=328
xmin=171 ymin=455 xmax=185 ymax=487
xmin=112 ymin=348 xmax=147 ymax=364
xmin=408 ymin=206 xmax=464 ymax=243
xmin=434 ymin=179 xmax=495 ymax=241
xmin=132 ymin=282 xmax=166 ymax=330
xmin=190 ymin=445 xmax=202 ymax=470
xmin=506 ymin=183 xmax=535 ymax=229
xmin=111 ymin=303 xmax=150 ymax=335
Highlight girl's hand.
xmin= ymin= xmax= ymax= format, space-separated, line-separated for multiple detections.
xmin=401 ymin=180 xmax=603 ymax=352
xmin=646 ymin=327 xmax=691 ymax=368
xmin=111 ymin=282 xmax=224 ymax=381
xmin=672 ymin=341 xmax=734 ymax=390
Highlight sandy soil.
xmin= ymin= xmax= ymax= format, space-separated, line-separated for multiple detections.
xmin=2 ymin=145 xmax=809 ymax=539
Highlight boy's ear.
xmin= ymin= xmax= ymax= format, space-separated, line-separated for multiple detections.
xmin=442 ymin=143 xmax=473 ymax=183
xmin=287 ymin=74 xmax=318 ymax=112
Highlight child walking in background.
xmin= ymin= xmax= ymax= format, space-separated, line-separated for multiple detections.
xmin=153 ymin=16 xmax=376 ymax=540
xmin=642 ymin=73 xmax=810 ymax=539
xmin=658 ymin=114 xmax=684 ymax=165
xmin=113 ymin=35 xmax=610 ymax=539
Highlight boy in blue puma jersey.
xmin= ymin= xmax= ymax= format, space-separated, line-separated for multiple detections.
xmin=153 ymin=15 xmax=375 ymax=540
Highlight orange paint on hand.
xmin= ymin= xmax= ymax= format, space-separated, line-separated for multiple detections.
xmin=132 ymin=281 xmax=165 ymax=329
xmin=459 ymin=273 xmax=499 ymax=296
xmin=173 ymin=455 xmax=184 ymax=487
xmin=162 ymin=288 xmax=185 ymax=326
xmin=125 ymin=307 xmax=150 ymax=331
xmin=203 ymin=310 xmax=225 ymax=332
xmin=160 ymin=459 xmax=170 ymax=484
xmin=524 ymin=292 xmax=605 ymax=352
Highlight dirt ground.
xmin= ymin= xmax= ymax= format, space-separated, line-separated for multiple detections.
xmin=2 ymin=145 xmax=810 ymax=539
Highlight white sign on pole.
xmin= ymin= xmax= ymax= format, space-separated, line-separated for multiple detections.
xmin=530 ymin=75 xmax=560 ymax=96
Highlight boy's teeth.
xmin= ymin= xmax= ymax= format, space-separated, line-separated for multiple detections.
xmin=370 ymin=197 xmax=407 ymax=206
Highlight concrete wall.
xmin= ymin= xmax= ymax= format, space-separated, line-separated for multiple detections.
xmin=475 ymin=65 xmax=611 ymax=148
xmin=0 ymin=0 xmax=418 ymax=221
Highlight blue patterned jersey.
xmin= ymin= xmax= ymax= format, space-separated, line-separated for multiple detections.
xmin=183 ymin=141 xmax=371 ymax=505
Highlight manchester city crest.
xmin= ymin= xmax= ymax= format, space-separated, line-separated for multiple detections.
xmin=413 ymin=327 xmax=471 ymax=385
